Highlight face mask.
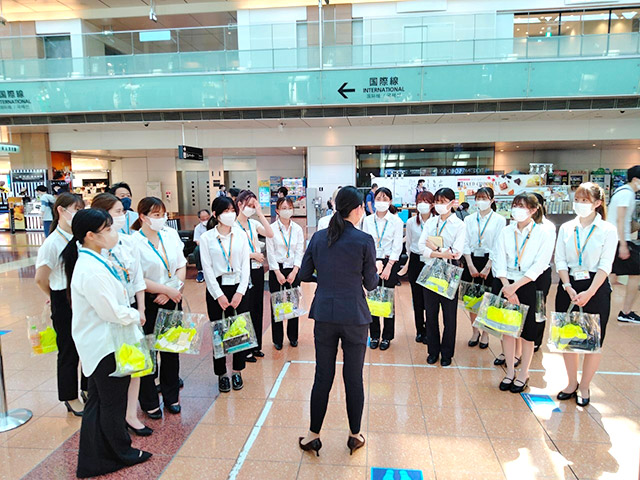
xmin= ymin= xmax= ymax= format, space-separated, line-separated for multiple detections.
xmin=120 ymin=197 xmax=132 ymax=211
xmin=218 ymin=212 xmax=237 ymax=227
xmin=417 ymin=203 xmax=431 ymax=214
xmin=279 ymin=209 xmax=293 ymax=219
xmin=147 ymin=215 xmax=167 ymax=231
xmin=99 ymin=227 xmax=119 ymax=251
xmin=243 ymin=207 xmax=256 ymax=218
xmin=111 ymin=214 xmax=126 ymax=232
xmin=201 ymin=220 xmax=208 ymax=226
xmin=375 ymin=202 xmax=390 ymax=213
xmin=63 ymin=208 xmax=76 ymax=226
xmin=476 ymin=200 xmax=491 ymax=212
xmin=435 ymin=203 xmax=451 ymax=215
xmin=573 ymin=202 xmax=594 ymax=218
xmin=511 ymin=207 xmax=530 ymax=222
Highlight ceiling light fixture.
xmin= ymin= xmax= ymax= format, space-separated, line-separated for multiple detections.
xmin=292 ymin=146 xmax=296 ymax=150
xmin=592 ymin=144 xmax=597 ymax=147
xmin=516 ymin=145 xmax=520 ymax=148
xmin=328 ymin=125 xmax=332 ymax=129
xmin=149 ymin=0 xmax=158 ymax=22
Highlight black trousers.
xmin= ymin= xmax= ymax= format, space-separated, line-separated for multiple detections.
xmin=534 ymin=267 xmax=553 ymax=347
xmin=138 ymin=293 xmax=180 ymax=412
xmin=248 ymin=267 xmax=265 ymax=352
xmin=269 ymin=266 xmax=301 ymax=345
xmin=77 ymin=354 xmax=141 ymax=479
xmin=408 ymin=252 xmax=427 ymax=337
xmin=50 ymin=289 xmax=88 ymax=402
xmin=423 ymin=287 xmax=458 ymax=360
xmin=370 ymin=258 xmax=400 ymax=341
xmin=206 ymin=284 xmax=250 ymax=376
xmin=193 ymin=245 xmax=202 ymax=271
xmin=310 ymin=321 xmax=368 ymax=434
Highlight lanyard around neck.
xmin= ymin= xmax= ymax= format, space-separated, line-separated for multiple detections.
xmin=574 ymin=224 xmax=597 ymax=266
xmin=109 ymin=250 xmax=130 ymax=283
xmin=374 ymin=216 xmax=389 ymax=248
xmin=140 ymin=230 xmax=171 ymax=278
xmin=217 ymin=232 xmax=234 ymax=272
xmin=55 ymin=228 xmax=71 ymax=244
xmin=237 ymin=220 xmax=255 ymax=253
xmin=278 ymin=221 xmax=292 ymax=258
xmin=514 ymin=223 xmax=535 ymax=269
xmin=477 ymin=211 xmax=493 ymax=246
xmin=436 ymin=218 xmax=448 ymax=237
xmin=79 ymin=248 xmax=121 ymax=283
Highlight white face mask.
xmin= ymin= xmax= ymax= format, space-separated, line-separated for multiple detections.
xmin=573 ymin=202 xmax=594 ymax=218
xmin=99 ymin=227 xmax=119 ymax=251
xmin=375 ymin=201 xmax=390 ymax=213
xmin=201 ymin=220 xmax=208 ymax=226
xmin=279 ymin=209 xmax=293 ymax=219
xmin=476 ymin=200 xmax=491 ymax=212
xmin=63 ymin=208 xmax=76 ymax=226
xmin=218 ymin=212 xmax=237 ymax=227
xmin=417 ymin=203 xmax=431 ymax=214
xmin=511 ymin=207 xmax=530 ymax=222
xmin=435 ymin=203 xmax=451 ymax=216
xmin=243 ymin=206 xmax=256 ymax=218
xmin=111 ymin=214 xmax=126 ymax=232
xmin=147 ymin=215 xmax=167 ymax=231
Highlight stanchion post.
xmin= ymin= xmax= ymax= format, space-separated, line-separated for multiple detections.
xmin=0 ymin=332 xmax=33 ymax=432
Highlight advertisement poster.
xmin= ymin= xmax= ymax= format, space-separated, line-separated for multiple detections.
xmin=258 ymin=180 xmax=270 ymax=207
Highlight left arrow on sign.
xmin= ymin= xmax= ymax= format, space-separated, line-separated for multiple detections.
xmin=338 ymin=82 xmax=356 ymax=99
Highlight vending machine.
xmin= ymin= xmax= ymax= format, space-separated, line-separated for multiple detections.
xmin=590 ymin=169 xmax=612 ymax=201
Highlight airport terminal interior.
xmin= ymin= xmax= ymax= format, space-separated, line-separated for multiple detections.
xmin=0 ymin=0 xmax=640 ymax=479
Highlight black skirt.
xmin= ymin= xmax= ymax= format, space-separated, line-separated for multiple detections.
xmin=491 ymin=278 xmax=537 ymax=342
xmin=462 ymin=253 xmax=493 ymax=286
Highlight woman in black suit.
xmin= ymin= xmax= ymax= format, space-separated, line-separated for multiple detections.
xmin=297 ymin=186 xmax=379 ymax=456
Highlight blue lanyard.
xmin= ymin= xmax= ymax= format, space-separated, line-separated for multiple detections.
xmin=278 ymin=221 xmax=292 ymax=258
xmin=575 ymin=225 xmax=596 ymax=267
xmin=514 ymin=223 xmax=535 ymax=269
xmin=374 ymin=217 xmax=389 ymax=248
xmin=477 ymin=212 xmax=493 ymax=247
xmin=139 ymin=230 xmax=171 ymax=277
xmin=217 ymin=233 xmax=233 ymax=272
xmin=109 ymin=250 xmax=130 ymax=283
xmin=55 ymin=228 xmax=71 ymax=244
xmin=436 ymin=218 xmax=447 ymax=237
xmin=79 ymin=248 xmax=121 ymax=283
xmin=237 ymin=220 xmax=255 ymax=253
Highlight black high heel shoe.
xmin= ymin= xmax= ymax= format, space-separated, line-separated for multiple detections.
xmin=298 ymin=437 xmax=322 ymax=456
xmin=145 ymin=408 xmax=162 ymax=420
xmin=64 ymin=401 xmax=83 ymax=417
xmin=510 ymin=377 xmax=529 ymax=394
xmin=468 ymin=334 xmax=480 ymax=347
xmin=493 ymin=354 xmax=506 ymax=366
xmin=347 ymin=434 xmax=365 ymax=455
xmin=127 ymin=422 xmax=153 ymax=437
xmin=576 ymin=390 xmax=590 ymax=407
xmin=557 ymin=384 xmax=579 ymax=401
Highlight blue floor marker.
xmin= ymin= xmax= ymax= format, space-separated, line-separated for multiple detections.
xmin=0 ymin=331 xmax=11 ymax=336
xmin=371 ymin=468 xmax=423 ymax=480
xmin=521 ymin=393 xmax=562 ymax=413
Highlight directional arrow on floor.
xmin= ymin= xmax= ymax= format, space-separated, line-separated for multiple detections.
xmin=338 ymin=82 xmax=356 ymax=99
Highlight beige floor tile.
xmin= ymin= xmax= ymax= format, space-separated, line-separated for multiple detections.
xmin=429 ymin=435 xmax=503 ymax=475
xmin=369 ymin=364 xmax=417 ymax=383
xmin=232 ymin=376 xmax=276 ymax=399
xmin=435 ymin=473 xmax=505 ymax=480
xmin=466 ymin=385 xmax=531 ymax=412
xmin=4 ymin=369 xmax=55 ymax=391
xmin=366 ymin=432 xmax=435 ymax=474
xmin=298 ymin=464 xmax=366 ymax=479
xmin=263 ymin=400 xmax=310 ymax=428
xmin=200 ymin=398 xmax=265 ymax=426
xmin=423 ymin=406 xmax=488 ymax=438
xmin=7 ymin=390 xmax=62 ymax=417
xmin=554 ymin=440 xmax=633 ymax=479
xmin=491 ymin=438 xmax=568 ymax=479
xmin=479 ymin=409 xmax=547 ymax=440
xmin=0 ymin=446 xmax=52 ymax=479
xmin=300 ymin=429 xmax=367 ymax=467
xmin=4 ymin=416 xmax=80 ymax=449
xmin=160 ymin=457 xmax=235 ymax=480
xmin=368 ymin=381 xmax=421 ymax=406
xmin=367 ymin=404 xmax=427 ymax=435
xmin=418 ymin=380 xmax=474 ymax=408
xmin=246 ymin=427 xmax=304 ymax=463
xmin=540 ymin=411 xmax=612 ymax=444
xmin=234 ymin=460 xmax=299 ymax=480
xmin=178 ymin=424 xmax=252 ymax=459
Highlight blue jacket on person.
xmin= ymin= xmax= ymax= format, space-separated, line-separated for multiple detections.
xmin=299 ymin=221 xmax=379 ymax=325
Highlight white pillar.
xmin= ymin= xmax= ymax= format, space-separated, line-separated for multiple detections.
xmin=307 ymin=144 xmax=356 ymax=208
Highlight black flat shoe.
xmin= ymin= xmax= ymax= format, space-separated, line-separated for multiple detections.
xmin=145 ymin=408 xmax=162 ymax=420
xmin=347 ymin=434 xmax=365 ymax=455
xmin=290 ymin=341 xmax=298 ymax=348
xmin=557 ymin=385 xmax=579 ymax=401
xmin=441 ymin=358 xmax=452 ymax=367
xmin=494 ymin=354 xmax=506 ymax=366
xmin=132 ymin=450 xmax=153 ymax=466
xmin=479 ymin=338 xmax=489 ymax=349
xmin=415 ymin=334 xmax=423 ymax=343
xmin=427 ymin=355 xmax=438 ymax=365
xmin=167 ymin=404 xmax=181 ymax=415
xmin=514 ymin=357 xmax=522 ymax=368
xmin=274 ymin=343 xmax=283 ymax=351
xmin=468 ymin=335 xmax=480 ymax=347
xmin=179 ymin=378 xmax=184 ymax=389
xmin=510 ymin=377 xmax=529 ymax=394
xmin=379 ymin=340 xmax=390 ymax=351
xmin=64 ymin=401 xmax=83 ymax=417
xmin=81 ymin=391 xmax=89 ymax=403
xmin=254 ymin=351 xmax=265 ymax=358
xmin=421 ymin=336 xmax=428 ymax=345
xmin=299 ymin=437 xmax=322 ymax=456
xmin=127 ymin=422 xmax=153 ymax=437
xmin=576 ymin=390 xmax=590 ymax=407
xmin=370 ymin=338 xmax=379 ymax=349
xmin=232 ymin=373 xmax=244 ymax=391
xmin=534 ymin=345 xmax=541 ymax=353
xmin=219 ymin=376 xmax=231 ymax=393
xmin=246 ymin=355 xmax=257 ymax=363
xmin=499 ymin=377 xmax=514 ymax=391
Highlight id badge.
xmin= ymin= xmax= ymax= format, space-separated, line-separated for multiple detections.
xmin=251 ymin=260 xmax=263 ymax=270
xmin=221 ymin=272 xmax=237 ymax=286
xmin=166 ymin=277 xmax=183 ymax=291
xmin=473 ymin=248 xmax=487 ymax=257
xmin=283 ymin=257 xmax=295 ymax=269
xmin=573 ymin=269 xmax=590 ymax=281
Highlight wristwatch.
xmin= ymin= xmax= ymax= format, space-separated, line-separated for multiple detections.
xmin=562 ymin=283 xmax=572 ymax=291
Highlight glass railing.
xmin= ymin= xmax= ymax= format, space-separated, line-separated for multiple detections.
xmin=0 ymin=32 xmax=638 ymax=81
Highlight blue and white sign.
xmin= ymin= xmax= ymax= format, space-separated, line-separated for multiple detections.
xmin=371 ymin=468 xmax=423 ymax=480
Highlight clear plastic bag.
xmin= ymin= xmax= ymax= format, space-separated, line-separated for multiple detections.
xmin=535 ymin=290 xmax=547 ymax=324
xmin=132 ymin=335 xmax=157 ymax=378
xmin=111 ymin=324 xmax=152 ymax=377
xmin=416 ymin=258 xmax=463 ymax=300
xmin=548 ymin=303 xmax=601 ymax=354
xmin=458 ymin=280 xmax=489 ymax=314
xmin=26 ymin=305 xmax=58 ymax=356
xmin=366 ymin=286 xmax=395 ymax=318
xmin=211 ymin=310 xmax=258 ymax=360
xmin=271 ymin=286 xmax=308 ymax=322
xmin=473 ymin=291 xmax=529 ymax=338
xmin=153 ymin=302 xmax=208 ymax=355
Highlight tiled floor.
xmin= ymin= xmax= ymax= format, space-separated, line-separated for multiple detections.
xmin=1 ymin=232 xmax=640 ymax=479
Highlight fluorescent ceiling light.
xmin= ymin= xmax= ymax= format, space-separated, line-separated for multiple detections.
xmin=514 ymin=18 xmax=540 ymax=24
xmin=621 ymin=11 xmax=637 ymax=20
xmin=583 ymin=14 xmax=610 ymax=21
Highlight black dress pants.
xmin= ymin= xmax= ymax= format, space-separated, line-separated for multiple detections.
xmin=206 ymin=284 xmax=250 ymax=376
xmin=408 ymin=252 xmax=426 ymax=337
xmin=50 ymin=289 xmax=88 ymax=401
xmin=310 ymin=321 xmax=369 ymax=434
xmin=369 ymin=258 xmax=400 ymax=341
xmin=248 ymin=266 xmax=265 ymax=352
xmin=77 ymin=354 xmax=141 ymax=479
xmin=269 ymin=265 xmax=300 ymax=346
xmin=534 ymin=267 xmax=553 ymax=347
xmin=138 ymin=293 xmax=180 ymax=412
xmin=423 ymin=287 xmax=458 ymax=360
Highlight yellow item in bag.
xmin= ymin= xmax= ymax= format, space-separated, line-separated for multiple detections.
xmin=274 ymin=302 xmax=294 ymax=318
xmin=31 ymin=326 xmax=58 ymax=355
xmin=486 ymin=306 xmax=523 ymax=326
xmin=551 ymin=323 xmax=588 ymax=349
xmin=116 ymin=343 xmax=146 ymax=373
xmin=154 ymin=326 xmax=197 ymax=353
xmin=463 ymin=295 xmax=483 ymax=309
xmin=132 ymin=351 xmax=153 ymax=378
xmin=367 ymin=299 xmax=393 ymax=318
xmin=223 ymin=316 xmax=249 ymax=340
xmin=426 ymin=276 xmax=449 ymax=293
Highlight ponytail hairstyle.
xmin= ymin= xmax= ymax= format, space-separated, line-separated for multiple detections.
xmin=207 ymin=195 xmax=238 ymax=230
xmin=61 ymin=208 xmax=113 ymax=298
xmin=434 ymin=187 xmax=456 ymax=213
xmin=475 ymin=187 xmax=497 ymax=212
xmin=374 ymin=187 xmax=397 ymax=214
xmin=532 ymin=192 xmax=547 ymax=217
xmin=90 ymin=192 xmax=122 ymax=212
xmin=131 ymin=197 xmax=166 ymax=231
xmin=575 ymin=182 xmax=607 ymax=220
xmin=276 ymin=196 xmax=295 ymax=212
xmin=328 ymin=186 xmax=363 ymax=247
xmin=51 ymin=192 xmax=84 ymax=233
xmin=512 ymin=193 xmax=543 ymax=224
xmin=415 ymin=191 xmax=435 ymax=226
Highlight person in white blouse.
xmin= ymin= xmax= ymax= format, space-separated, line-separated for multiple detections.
xmin=361 ymin=187 xmax=404 ymax=350
xmin=91 ymin=193 xmax=151 ymax=437
xmin=109 ymin=182 xmax=139 ymax=235
xmin=419 ymin=188 xmax=465 ymax=367
xmin=193 ymin=209 xmax=211 ymax=283
xmin=235 ymin=190 xmax=274 ymax=362
xmin=200 ymin=196 xmax=252 ymax=392
xmin=61 ymin=208 xmax=151 ymax=478
xmin=34 ymin=192 xmax=88 ymax=416
xmin=492 ymin=193 xmax=554 ymax=394
xmin=266 ymin=197 xmax=305 ymax=350
xmin=397 ymin=191 xmax=434 ymax=344
xmin=462 ymin=187 xmax=506 ymax=350
xmin=555 ymin=183 xmax=618 ymax=407
xmin=131 ymin=197 xmax=187 ymax=418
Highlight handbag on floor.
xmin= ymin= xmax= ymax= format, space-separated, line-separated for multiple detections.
xmin=548 ymin=303 xmax=601 ymax=354
xmin=458 ymin=280 xmax=489 ymax=314
xmin=271 ymin=286 xmax=308 ymax=322
xmin=473 ymin=291 xmax=528 ymax=338
xmin=26 ymin=305 xmax=58 ymax=356
xmin=417 ymin=258 xmax=463 ymax=300
xmin=211 ymin=310 xmax=258 ymax=359
xmin=111 ymin=324 xmax=152 ymax=377
xmin=153 ymin=300 xmax=208 ymax=355
xmin=366 ymin=286 xmax=395 ymax=318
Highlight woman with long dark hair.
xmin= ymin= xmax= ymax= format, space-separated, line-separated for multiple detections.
xmin=61 ymin=208 xmax=151 ymax=478
xmin=297 ymin=186 xmax=379 ymax=456
xmin=34 ymin=192 xmax=87 ymax=415
xmin=200 ymin=195 xmax=251 ymax=393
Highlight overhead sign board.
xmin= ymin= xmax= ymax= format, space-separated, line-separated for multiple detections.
xmin=0 ymin=144 xmax=20 ymax=153
xmin=178 ymin=145 xmax=203 ymax=161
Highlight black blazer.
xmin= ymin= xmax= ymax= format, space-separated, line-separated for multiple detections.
xmin=299 ymin=222 xmax=379 ymax=325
